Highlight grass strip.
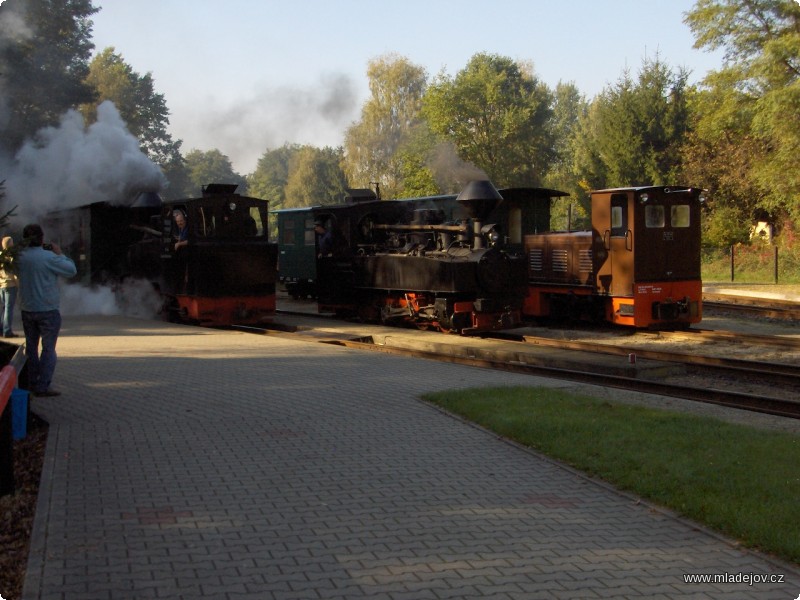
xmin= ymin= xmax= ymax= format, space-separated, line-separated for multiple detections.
xmin=422 ymin=386 xmax=800 ymax=565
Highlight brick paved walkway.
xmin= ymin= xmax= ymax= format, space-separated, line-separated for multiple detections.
xmin=20 ymin=315 xmax=800 ymax=599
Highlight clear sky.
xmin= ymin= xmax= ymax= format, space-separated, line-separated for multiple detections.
xmin=90 ymin=0 xmax=724 ymax=174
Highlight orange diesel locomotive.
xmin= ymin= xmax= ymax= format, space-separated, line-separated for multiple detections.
xmin=523 ymin=186 xmax=704 ymax=328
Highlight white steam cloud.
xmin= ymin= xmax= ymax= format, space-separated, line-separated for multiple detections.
xmin=2 ymin=101 xmax=166 ymax=224
xmin=60 ymin=278 xmax=163 ymax=319
xmin=0 ymin=97 xmax=167 ymax=322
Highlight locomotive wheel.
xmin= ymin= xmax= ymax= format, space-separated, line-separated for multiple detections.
xmin=436 ymin=322 xmax=453 ymax=334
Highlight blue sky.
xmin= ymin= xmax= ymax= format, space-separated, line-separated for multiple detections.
xmin=91 ymin=0 xmax=725 ymax=174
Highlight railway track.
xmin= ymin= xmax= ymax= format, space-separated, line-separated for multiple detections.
xmin=703 ymin=292 xmax=800 ymax=320
xmin=488 ymin=331 xmax=800 ymax=388
xmin=240 ymin=317 xmax=800 ymax=420
xmin=327 ymin=337 xmax=800 ymax=419
xmin=650 ymin=327 xmax=800 ymax=349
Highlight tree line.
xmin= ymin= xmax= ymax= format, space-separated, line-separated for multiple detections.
xmin=1 ymin=0 xmax=798 ymax=249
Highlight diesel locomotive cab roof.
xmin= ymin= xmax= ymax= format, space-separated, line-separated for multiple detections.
xmin=592 ymin=185 xmax=705 ymax=195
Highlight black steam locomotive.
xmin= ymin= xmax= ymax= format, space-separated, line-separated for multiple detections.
xmin=275 ymin=180 xmax=563 ymax=333
xmin=45 ymin=184 xmax=279 ymax=327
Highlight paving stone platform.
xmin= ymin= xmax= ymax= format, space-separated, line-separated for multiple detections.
xmin=18 ymin=315 xmax=800 ymax=599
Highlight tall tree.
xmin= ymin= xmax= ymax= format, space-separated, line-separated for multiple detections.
xmin=545 ymin=82 xmax=590 ymax=229
xmin=83 ymin=47 xmax=183 ymax=168
xmin=0 ymin=0 xmax=98 ymax=153
xmin=423 ymin=53 xmax=555 ymax=188
xmin=342 ymin=54 xmax=428 ymax=198
xmin=392 ymin=122 xmax=441 ymax=198
xmin=180 ymin=149 xmax=246 ymax=198
xmin=247 ymin=143 xmax=301 ymax=211
xmin=684 ymin=0 xmax=800 ymax=226
xmin=573 ymin=56 xmax=690 ymax=189
xmin=284 ymin=146 xmax=348 ymax=208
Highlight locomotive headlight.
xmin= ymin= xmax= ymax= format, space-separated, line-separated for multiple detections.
xmin=481 ymin=223 xmax=500 ymax=246
xmin=229 ymin=202 xmax=237 ymax=211
xmin=639 ymin=193 xmax=649 ymax=204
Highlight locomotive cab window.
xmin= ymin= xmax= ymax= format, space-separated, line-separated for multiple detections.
xmin=248 ymin=206 xmax=265 ymax=237
xmin=610 ymin=194 xmax=627 ymax=236
xmin=611 ymin=207 xmax=623 ymax=229
xmin=645 ymin=205 xmax=665 ymax=228
xmin=671 ymin=204 xmax=690 ymax=228
xmin=194 ymin=207 xmax=214 ymax=237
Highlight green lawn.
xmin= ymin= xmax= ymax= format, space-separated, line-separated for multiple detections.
xmin=423 ymin=386 xmax=800 ymax=565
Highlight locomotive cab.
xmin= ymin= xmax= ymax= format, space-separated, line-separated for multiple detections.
xmin=591 ymin=186 xmax=704 ymax=327
xmin=158 ymin=184 xmax=278 ymax=326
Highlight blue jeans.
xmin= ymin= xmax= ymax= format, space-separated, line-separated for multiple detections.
xmin=0 ymin=286 xmax=16 ymax=336
xmin=22 ymin=310 xmax=62 ymax=393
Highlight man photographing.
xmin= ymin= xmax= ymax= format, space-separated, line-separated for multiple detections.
xmin=18 ymin=224 xmax=77 ymax=397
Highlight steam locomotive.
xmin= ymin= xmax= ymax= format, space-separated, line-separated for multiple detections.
xmin=45 ymin=184 xmax=279 ymax=327
xmin=275 ymin=180 xmax=563 ymax=333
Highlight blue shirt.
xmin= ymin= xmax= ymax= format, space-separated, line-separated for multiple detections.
xmin=18 ymin=247 xmax=77 ymax=312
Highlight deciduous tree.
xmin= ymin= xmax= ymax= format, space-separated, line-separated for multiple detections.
xmin=181 ymin=149 xmax=246 ymax=198
xmin=247 ymin=144 xmax=302 ymax=210
xmin=684 ymin=0 xmax=800 ymax=228
xmin=423 ymin=53 xmax=555 ymax=188
xmin=83 ymin=47 xmax=183 ymax=168
xmin=342 ymin=54 xmax=428 ymax=198
xmin=284 ymin=146 xmax=348 ymax=208
xmin=545 ymin=82 xmax=590 ymax=229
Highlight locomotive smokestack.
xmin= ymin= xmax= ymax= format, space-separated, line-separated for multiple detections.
xmin=456 ymin=180 xmax=503 ymax=221
xmin=456 ymin=180 xmax=503 ymax=249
